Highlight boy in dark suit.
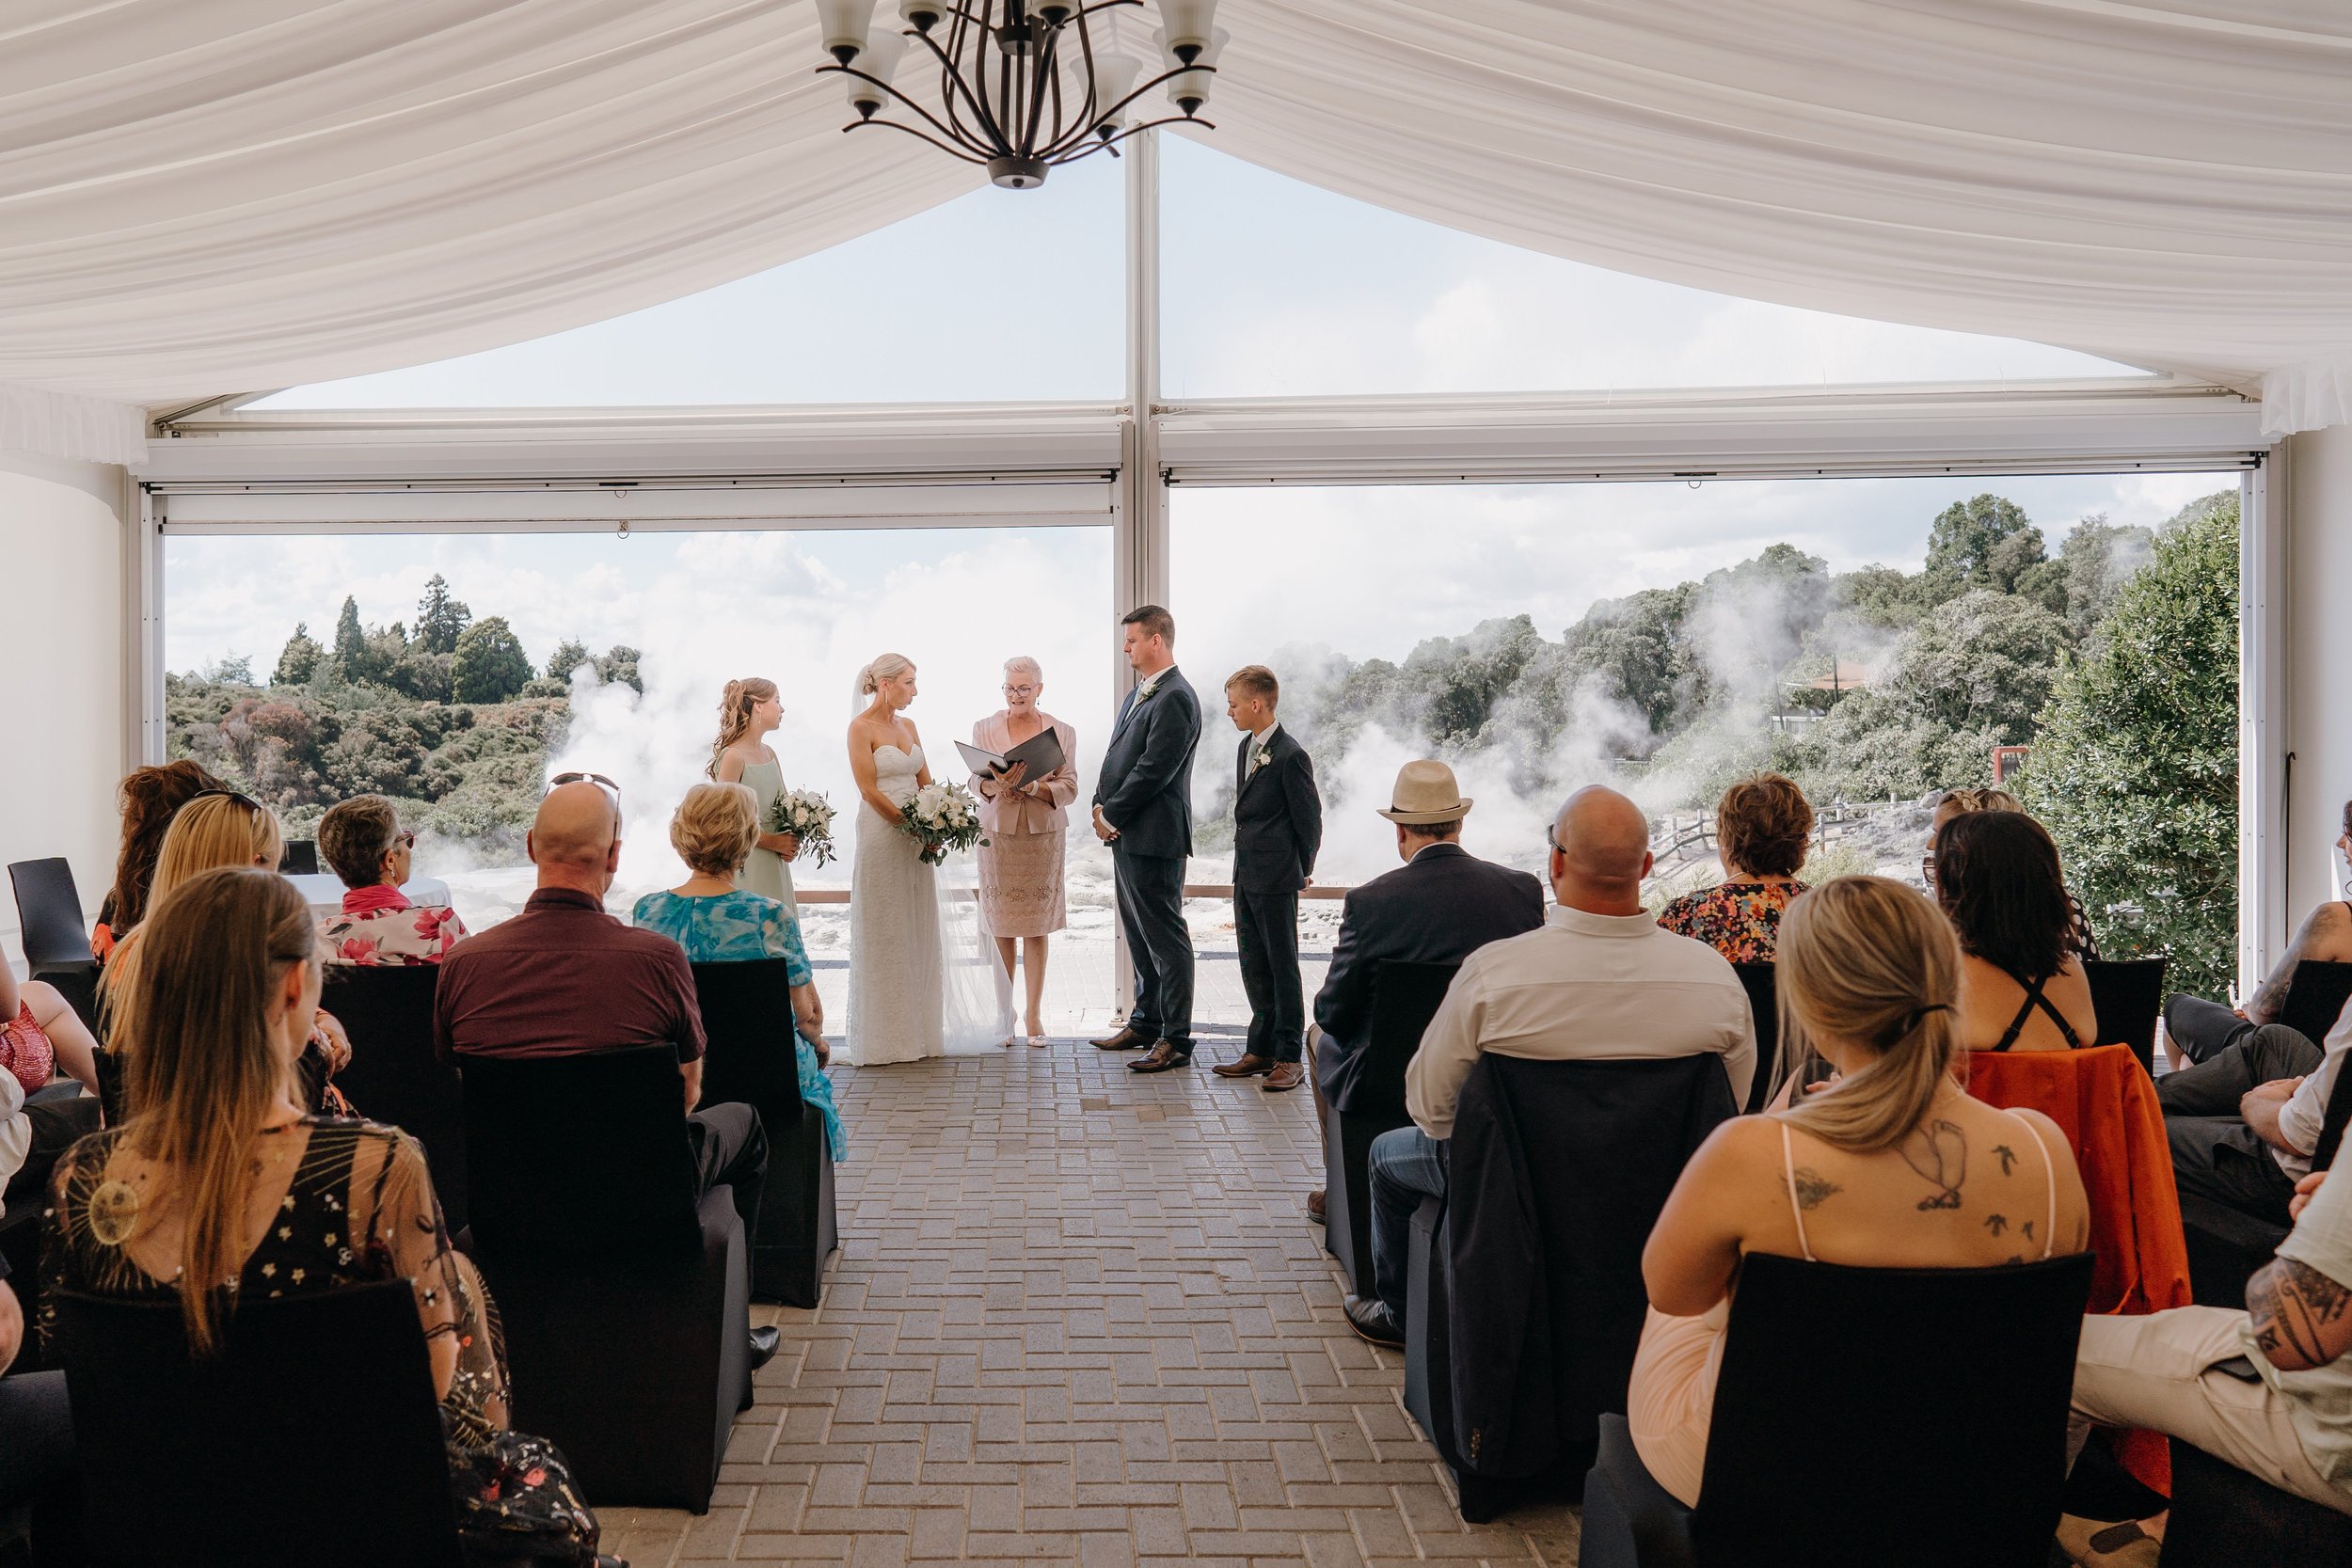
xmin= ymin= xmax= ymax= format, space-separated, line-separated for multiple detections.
xmin=1215 ymin=665 xmax=1323 ymax=1091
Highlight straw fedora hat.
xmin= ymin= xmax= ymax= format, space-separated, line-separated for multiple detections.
xmin=1376 ymin=760 xmax=1472 ymax=825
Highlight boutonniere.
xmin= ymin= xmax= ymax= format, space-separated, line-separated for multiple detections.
xmin=1136 ymin=676 xmax=1161 ymax=701
xmin=1249 ymin=747 xmax=1272 ymax=774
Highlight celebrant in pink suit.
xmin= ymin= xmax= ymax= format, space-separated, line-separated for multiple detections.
xmin=971 ymin=657 xmax=1078 ymax=1046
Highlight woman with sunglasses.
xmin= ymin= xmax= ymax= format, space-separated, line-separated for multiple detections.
xmin=315 ymin=794 xmax=470 ymax=966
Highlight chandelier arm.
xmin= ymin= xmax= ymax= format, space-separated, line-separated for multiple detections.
xmin=1037 ymin=62 xmax=1211 ymax=159
xmin=1023 ymin=25 xmax=1060 ymax=155
xmin=909 ymin=21 xmax=1009 ymax=154
xmin=1045 ymin=113 xmax=1212 ymax=163
xmin=820 ymin=63 xmax=991 ymax=155
xmin=842 ymin=118 xmax=994 ymax=165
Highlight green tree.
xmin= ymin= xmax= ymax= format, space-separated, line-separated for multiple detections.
xmin=330 ymin=595 xmax=371 ymax=681
xmin=2023 ymin=491 xmax=2239 ymax=994
xmin=594 ymin=644 xmax=644 ymax=693
xmin=415 ymin=574 xmax=472 ymax=655
xmin=272 ymin=623 xmax=325 ymax=687
xmin=546 ymin=638 xmax=593 ymax=683
xmin=2058 ymin=515 xmax=2155 ymax=639
xmin=451 ymin=616 xmax=533 ymax=704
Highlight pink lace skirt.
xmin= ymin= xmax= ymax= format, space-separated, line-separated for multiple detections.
xmin=977 ymin=829 xmax=1067 ymax=938
xmin=1 ymin=1002 xmax=56 ymax=1098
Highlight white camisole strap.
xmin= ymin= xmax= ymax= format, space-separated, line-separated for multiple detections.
xmin=1778 ymin=1120 xmax=1817 ymax=1262
xmin=2004 ymin=1109 xmax=2059 ymax=1259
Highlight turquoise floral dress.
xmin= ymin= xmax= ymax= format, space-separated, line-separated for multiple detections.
xmin=630 ymin=888 xmax=848 ymax=1161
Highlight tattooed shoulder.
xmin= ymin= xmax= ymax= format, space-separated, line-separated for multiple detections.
xmin=1788 ymin=1166 xmax=1841 ymax=1211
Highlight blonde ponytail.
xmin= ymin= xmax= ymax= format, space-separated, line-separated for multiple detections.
xmin=1773 ymin=876 xmax=1963 ymax=1152
xmin=708 ymin=676 xmax=778 ymax=779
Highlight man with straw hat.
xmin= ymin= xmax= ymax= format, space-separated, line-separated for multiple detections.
xmin=1304 ymin=760 xmax=1544 ymax=1222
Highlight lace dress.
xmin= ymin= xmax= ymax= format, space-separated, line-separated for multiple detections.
xmin=631 ymin=888 xmax=849 ymax=1160
xmin=848 ymin=745 xmax=946 ymax=1066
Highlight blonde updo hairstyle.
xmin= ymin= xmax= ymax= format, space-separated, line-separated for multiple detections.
xmin=672 ymin=782 xmax=761 ymax=879
xmin=709 ymin=676 xmax=780 ymax=779
xmin=860 ymin=653 xmax=915 ymax=700
xmin=1772 ymin=875 xmax=1963 ymax=1152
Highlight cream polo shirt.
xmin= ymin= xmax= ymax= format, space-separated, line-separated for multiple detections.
xmin=1405 ymin=903 xmax=1757 ymax=1139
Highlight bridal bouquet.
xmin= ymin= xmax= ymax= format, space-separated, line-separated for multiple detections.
xmin=898 ymin=781 xmax=989 ymax=867
xmin=767 ymin=788 xmax=839 ymax=869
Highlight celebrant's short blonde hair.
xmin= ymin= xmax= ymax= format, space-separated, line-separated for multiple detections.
xmin=672 ymin=782 xmax=760 ymax=878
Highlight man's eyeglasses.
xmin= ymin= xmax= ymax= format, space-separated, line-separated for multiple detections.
xmin=548 ymin=771 xmax=621 ymax=797
xmin=1546 ymin=823 xmax=1563 ymax=856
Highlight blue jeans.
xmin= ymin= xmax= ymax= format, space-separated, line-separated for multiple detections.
xmin=1367 ymin=1126 xmax=1447 ymax=1319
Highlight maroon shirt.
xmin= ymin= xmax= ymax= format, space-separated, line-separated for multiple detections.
xmin=434 ymin=886 xmax=707 ymax=1065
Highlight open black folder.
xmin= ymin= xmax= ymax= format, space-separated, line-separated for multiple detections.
xmin=955 ymin=727 xmax=1065 ymax=781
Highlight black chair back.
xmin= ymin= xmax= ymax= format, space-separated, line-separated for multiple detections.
xmin=691 ymin=958 xmax=808 ymax=1124
xmin=462 ymin=1043 xmax=702 ymax=1266
xmin=1730 ymin=962 xmax=1778 ymax=1112
xmin=1692 ymin=1251 xmax=2094 ymax=1567
xmin=51 ymin=1281 xmax=464 ymax=1568
xmin=2083 ymin=956 xmax=2165 ymax=1075
xmin=1358 ymin=959 xmax=1461 ymax=1119
xmin=2313 ymin=1050 xmax=2352 ymax=1174
xmin=279 ymin=839 xmax=321 ymax=876
xmin=2279 ymin=959 xmax=2352 ymax=1048
xmin=8 ymin=856 xmax=90 ymax=970
xmin=322 ymin=965 xmax=466 ymax=1228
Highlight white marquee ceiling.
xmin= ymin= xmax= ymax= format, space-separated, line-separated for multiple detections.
xmin=2 ymin=0 xmax=2347 ymax=463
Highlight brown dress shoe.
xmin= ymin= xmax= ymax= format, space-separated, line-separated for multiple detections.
xmin=1263 ymin=1062 xmax=1305 ymax=1092
xmin=1307 ymin=1189 xmax=1327 ymax=1224
xmin=1212 ymin=1053 xmax=1274 ymax=1078
xmin=1090 ymin=1026 xmax=1147 ymax=1051
xmin=1128 ymin=1039 xmax=1192 ymax=1073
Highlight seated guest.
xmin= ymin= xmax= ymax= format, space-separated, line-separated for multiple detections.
xmin=103 ymin=789 xmax=355 ymax=1114
xmin=2167 ymin=796 xmax=2352 ymax=1064
xmin=1935 ymin=810 xmax=2099 ymax=1053
xmin=0 ymin=962 xmax=102 ymax=1203
xmin=437 ymin=779 xmax=776 ymax=1360
xmin=1629 ymin=876 xmax=2092 ymax=1505
xmin=40 ymin=866 xmax=600 ymax=1556
xmin=1345 ymin=784 xmax=1756 ymax=1346
xmin=1656 ymin=772 xmax=1812 ymax=962
xmin=2156 ymin=992 xmax=2346 ymax=1231
xmin=91 ymin=758 xmax=223 ymax=960
xmin=316 ymin=794 xmax=469 ymax=965
xmin=2072 ymin=1165 xmax=2352 ymax=1516
xmin=1303 ymin=761 xmax=1544 ymax=1222
xmin=633 ymin=782 xmax=844 ymax=1162
xmin=1928 ymin=785 xmax=2102 ymax=959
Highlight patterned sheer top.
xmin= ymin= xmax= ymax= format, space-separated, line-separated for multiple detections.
xmin=40 ymin=1117 xmax=510 ymax=1444
xmin=1655 ymin=879 xmax=1810 ymax=964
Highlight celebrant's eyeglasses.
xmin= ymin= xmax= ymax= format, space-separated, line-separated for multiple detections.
xmin=548 ymin=771 xmax=622 ymax=798
xmin=1004 ymin=684 xmax=1038 ymax=697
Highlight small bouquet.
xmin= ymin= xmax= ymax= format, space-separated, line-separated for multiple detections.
xmin=768 ymin=788 xmax=838 ymax=869
xmin=898 ymin=781 xmax=989 ymax=867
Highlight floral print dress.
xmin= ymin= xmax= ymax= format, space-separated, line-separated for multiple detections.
xmin=1655 ymin=879 xmax=1809 ymax=964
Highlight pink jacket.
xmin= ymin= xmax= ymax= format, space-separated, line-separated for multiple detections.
xmin=971 ymin=710 xmax=1079 ymax=836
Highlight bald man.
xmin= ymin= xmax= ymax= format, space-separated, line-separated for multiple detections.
xmin=1343 ymin=785 xmax=1756 ymax=1346
xmin=437 ymin=781 xmax=779 ymax=1347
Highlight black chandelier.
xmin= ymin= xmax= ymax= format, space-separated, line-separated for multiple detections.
xmin=810 ymin=0 xmax=1225 ymax=189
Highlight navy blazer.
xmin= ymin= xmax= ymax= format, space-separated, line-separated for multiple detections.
xmin=1311 ymin=843 xmax=1545 ymax=1114
xmin=1092 ymin=668 xmax=1202 ymax=860
xmin=1232 ymin=727 xmax=1323 ymax=894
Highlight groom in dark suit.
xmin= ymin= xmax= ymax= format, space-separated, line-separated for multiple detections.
xmin=1091 ymin=605 xmax=1204 ymax=1073
xmin=1214 ymin=665 xmax=1322 ymax=1091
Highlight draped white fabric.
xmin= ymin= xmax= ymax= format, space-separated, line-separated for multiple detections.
xmin=1 ymin=0 xmax=2349 ymax=460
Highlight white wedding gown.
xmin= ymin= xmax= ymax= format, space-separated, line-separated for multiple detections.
xmin=848 ymin=745 xmax=946 ymax=1066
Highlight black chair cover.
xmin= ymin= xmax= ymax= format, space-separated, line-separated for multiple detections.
xmin=50 ymin=1281 xmax=465 ymax=1568
xmin=2083 ymin=956 xmax=2166 ymax=1075
xmin=321 ymin=964 xmax=466 ymax=1231
xmin=1324 ymin=959 xmax=1457 ymax=1297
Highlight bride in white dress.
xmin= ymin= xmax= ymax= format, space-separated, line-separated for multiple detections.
xmin=844 ymin=654 xmax=1002 ymax=1065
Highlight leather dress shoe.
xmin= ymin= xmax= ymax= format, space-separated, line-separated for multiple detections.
xmin=1127 ymin=1039 xmax=1192 ymax=1073
xmin=1307 ymin=1188 xmax=1327 ymax=1224
xmin=1212 ymin=1053 xmax=1274 ymax=1078
xmin=1343 ymin=1296 xmax=1405 ymax=1348
xmin=1091 ymin=1026 xmax=1148 ymax=1051
xmin=1263 ymin=1062 xmax=1305 ymax=1092
xmin=748 ymin=1325 xmax=782 ymax=1370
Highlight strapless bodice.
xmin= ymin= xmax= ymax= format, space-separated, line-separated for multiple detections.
xmin=873 ymin=743 xmax=924 ymax=803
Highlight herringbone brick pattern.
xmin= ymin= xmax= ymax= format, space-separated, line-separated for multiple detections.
xmin=597 ymin=1041 xmax=1580 ymax=1566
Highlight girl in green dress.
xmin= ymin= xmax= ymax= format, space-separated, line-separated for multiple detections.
xmin=711 ymin=675 xmax=802 ymax=921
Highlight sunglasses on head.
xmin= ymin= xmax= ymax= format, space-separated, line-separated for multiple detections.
xmin=187 ymin=787 xmax=262 ymax=815
xmin=548 ymin=771 xmax=621 ymax=797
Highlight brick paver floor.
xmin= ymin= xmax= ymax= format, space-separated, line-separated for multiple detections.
xmin=596 ymin=1038 xmax=1581 ymax=1567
